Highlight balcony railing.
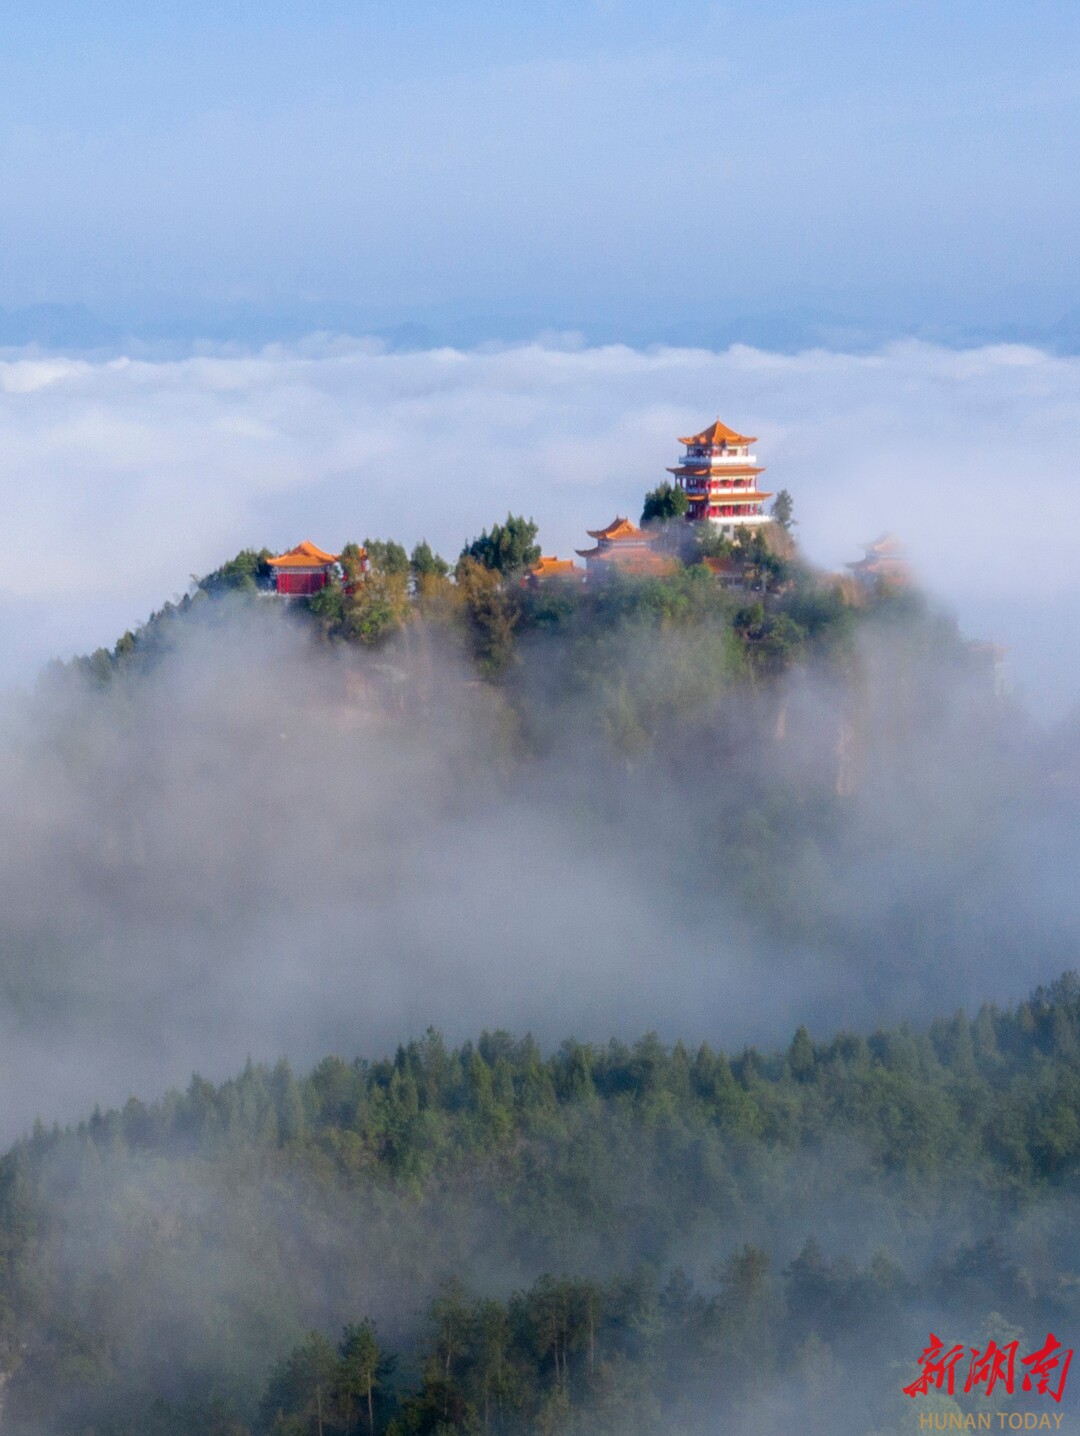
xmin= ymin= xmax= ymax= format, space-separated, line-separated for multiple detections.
xmin=682 ymin=483 xmax=758 ymax=495
xmin=684 ymin=448 xmax=755 ymax=463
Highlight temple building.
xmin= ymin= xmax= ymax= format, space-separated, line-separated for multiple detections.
xmin=575 ymin=517 xmax=676 ymax=577
xmin=668 ymin=418 xmax=772 ymax=535
xmin=845 ymin=535 xmax=911 ymax=592
xmin=266 ymin=540 xmax=340 ymax=596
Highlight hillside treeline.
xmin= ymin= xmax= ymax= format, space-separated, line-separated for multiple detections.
xmin=58 ymin=513 xmax=888 ymax=698
xmin=3 ymin=979 xmax=1080 ymax=1433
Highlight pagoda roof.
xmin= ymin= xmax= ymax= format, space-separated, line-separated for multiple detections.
xmin=529 ymin=555 xmax=580 ymax=578
xmin=586 ymin=516 xmax=645 ymax=541
xmin=846 ymin=535 xmax=910 ymax=576
xmin=678 ymin=418 xmax=757 ymax=447
xmin=667 ymin=464 xmax=764 ymax=477
xmin=267 ymin=540 xmax=340 ymax=569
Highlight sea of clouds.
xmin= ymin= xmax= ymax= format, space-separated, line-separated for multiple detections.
xmin=0 ymin=337 xmax=1077 ymax=709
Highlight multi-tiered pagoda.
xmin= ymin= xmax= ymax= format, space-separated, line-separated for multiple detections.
xmin=668 ymin=418 xmax=772 ymax=536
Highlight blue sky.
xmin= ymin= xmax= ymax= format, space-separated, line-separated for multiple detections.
xmin=2 ymin=0 xmax=1078 ymax=346
xmin=2 ymin=2 xmax=1080 ymax=702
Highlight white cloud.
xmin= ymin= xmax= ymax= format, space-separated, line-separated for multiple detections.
xmin=1 ymin=337 xmax=1078 ymax=706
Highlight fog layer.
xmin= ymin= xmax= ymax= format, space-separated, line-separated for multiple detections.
xmin=0 ymin=594 xmax=1075 ymax=1142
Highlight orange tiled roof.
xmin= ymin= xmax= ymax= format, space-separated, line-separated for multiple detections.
xmin=530 ymin=555 xmax=580 ymax=578
xmin=706 ymin=490 xmax=774 ymax=504
xmin=678 ymin=418 xmax=757 ymax=447
xmin=667 ymin=463 xmax=764 ymax=477
xmin=267 ymin=540 xmax=340 ymax=569
xmin=846 ymin=535 xmax=909 ymax=576
xmin=586 ymin=516 xmax=645 ymax=541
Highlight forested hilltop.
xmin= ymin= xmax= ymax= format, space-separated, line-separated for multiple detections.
xmin=2 ymin=982 xmax=1080 ymax=1434
xmin=62 ymin=508 xmax=962 ymax=705
xmin=53 ymin=507 xmax=1007 ymax=826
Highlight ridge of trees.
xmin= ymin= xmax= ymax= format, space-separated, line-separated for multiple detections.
xmin=52 ymin=501 xmax=897 ymax=696
xmin=3 ymin=977 xmax=1080 ymax=1433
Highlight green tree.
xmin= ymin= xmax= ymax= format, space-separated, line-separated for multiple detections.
xmin=260 ymin=1331 xmax=339 ymax=1436
xmin=460 ymin=515 xmax=540 ymax=577
xmin=271 ymin=1059 xmax=307 ymax=1146
xmin=641 ymin=481 xmax=689 ymax=526
xmin=455 ymin=557 xmax=521 ymax=673
xmin=338 ymin=1321 xmax=384 ymax=1436
xmin=409 ymin=540 xmax=450 ymax=583
xmin=771 ymin=489 xmax=795 ymax=531
xmin=690 ymin=525 xmax=736 ymax=562
xmin=787 ymin=1026 xmax=816 ymax=1082
xmin=363 ymin=539 xmax=409 ymax=577
xmin=198 ymin=548 xmax=274 ymax=596
xmin=735 ymin=526 xmax=787 ymax=592
xmin=341 ymin=570 xmax=411 ymax=646
xmin=307 ymin=574 xmax=346 ymax=628
xmin=339 ymin=543 xmax=369 ymax=585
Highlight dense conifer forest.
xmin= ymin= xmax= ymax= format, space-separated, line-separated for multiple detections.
xmin=3 ymin=982 xmax=1080 ymax=1433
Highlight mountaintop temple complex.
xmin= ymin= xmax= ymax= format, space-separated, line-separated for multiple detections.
xmin=263 ymin=414 xmax=914 ymax=603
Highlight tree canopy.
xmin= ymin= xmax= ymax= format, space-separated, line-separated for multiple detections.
xmin=640 ymin=481 xmax=689 ymax=526
xmin=459 ymin=515 xmax=540 ymax=577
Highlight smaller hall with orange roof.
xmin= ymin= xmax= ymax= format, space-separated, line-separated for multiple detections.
xmin=845 ymin=535 xmax=911 ymax=592
xmin=575 ymin=517 xmax=677 ymax=577
xmin=668 ymin=417 xmax=772 ymax=535
xmin=266 ymin=541 xmax=341 ymax=596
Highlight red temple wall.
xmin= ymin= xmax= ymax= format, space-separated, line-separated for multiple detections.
xmin=275 ymin=570 xmax=329 ymax=595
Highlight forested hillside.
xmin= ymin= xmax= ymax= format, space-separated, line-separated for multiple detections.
xmin=60 ymin=514 xmax=916 ymax=702
xmin=2 ymin=981 xmax=1080 ymax=1434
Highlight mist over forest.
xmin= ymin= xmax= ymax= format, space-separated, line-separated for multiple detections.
xmin=0 ymin=550 xmax=1072 ymax=1137
xmin=2 ymin=532 xmax=1080 ymax=1434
